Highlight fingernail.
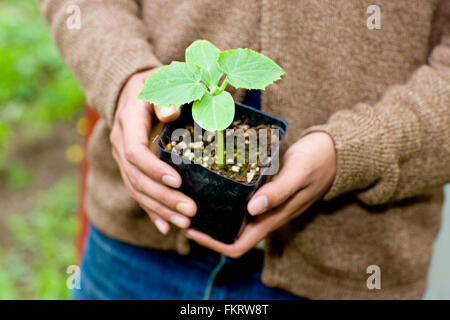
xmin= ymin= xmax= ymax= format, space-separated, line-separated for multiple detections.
xmin=176 ymin=202 xmax=196 ymax=216
xmin=155 ymin=219 xmax=169 ymax=234
xmin=159 ymin=106 xmax=176 ymax=118
xmin=162 ymin=175 xmax=180 ymax=188
xmin=170 ymin=215 xmax=190 ymax=229
xmin=248 ymin=195 xmax=268 ymax=216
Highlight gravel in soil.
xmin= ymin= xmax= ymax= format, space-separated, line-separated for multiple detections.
xmin=163 ymin=120 xmax=281 ymax=184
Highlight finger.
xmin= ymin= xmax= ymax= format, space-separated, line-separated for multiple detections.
xmin=115 ymin=132 xmax=195 ymax=217
xmin=138 ymin=194 xmax=191 ymax=229
xmin=125 ymin=161 xmax=196 ymax=219
xmin=154 ymin=105 xmax=181 ymax=123
xmin=183 ymin=228 xmax=258 ymax=259
xmin=113 ymin=148 xmax=172 ymax=234
xmin=257 ymin=187 xmax=318 ymax=229
xmin=117 ymin=147 xmax=194 ymax=228
xmin=119 ymin=104 xmax=183 ymax=188
xmin=147 ymin=210 xmax=170 ymax=235
xmin=113 ymin=127 xmax=194 ymax=222
xmin=185 ymin=189 xmax=318 ymax=258
xmin=183 ymin=215 xmax=270 ymax=258
xmin=130 ymin=170 xmax=197 ymax=217
xmin=113 ymin=131 xmax=191 ymax=229
xmin=247 ymin=156 xmax=309 ymax=216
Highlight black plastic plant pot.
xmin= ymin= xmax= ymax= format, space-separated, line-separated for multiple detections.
xmin=158 ymin=102 xmax=288 ymax=244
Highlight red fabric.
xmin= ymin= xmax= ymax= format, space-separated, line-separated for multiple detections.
xmin=76 ymin=106 xmax=100 ymax=263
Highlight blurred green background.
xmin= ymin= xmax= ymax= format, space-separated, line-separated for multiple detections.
xmin=0 ymin=0 xmax=449 ymax=300
xmin=0 ymin=0 xmax=83 ymax=299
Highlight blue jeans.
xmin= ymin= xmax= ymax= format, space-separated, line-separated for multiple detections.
xmin=72 ymin=225 xmax=302 ymax=300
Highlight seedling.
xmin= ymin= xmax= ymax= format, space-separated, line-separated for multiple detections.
xmin=138 ymin=40 xmax=285 ymax=167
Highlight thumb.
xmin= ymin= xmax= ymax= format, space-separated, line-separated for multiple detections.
xmin=154 ymin=105 xmax=181 ymax=123
xmin=247 ymin=156 xmax=307 ymax=216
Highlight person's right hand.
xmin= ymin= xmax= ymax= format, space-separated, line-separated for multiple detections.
xmin=110 ymin=68 xmax=197 ymax=235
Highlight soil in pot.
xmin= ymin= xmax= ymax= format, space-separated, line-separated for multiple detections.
xmin=161 ymin=119 xmax=281 ymax=184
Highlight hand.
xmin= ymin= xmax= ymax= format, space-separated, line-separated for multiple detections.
xmin=110 ymin=68 xmax=197 ymax=235
xmin=183 ymin=132 xmax=336 ymax=258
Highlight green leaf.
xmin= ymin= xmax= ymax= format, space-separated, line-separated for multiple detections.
xmin=218 ymin=48 xmax=285 ymax=90
xmin=192 ymin=91 xmax=235 ymax=131
xmin=138 ymin=61 xmax=207 ymax=107
xmin=185 ymin=40 xmax=223 ymax=89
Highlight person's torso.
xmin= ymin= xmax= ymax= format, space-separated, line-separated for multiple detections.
xmin=86 ymin=0 xmax=445 ymax=299
xmin=141 ymin=0 xmax=440 ymax=146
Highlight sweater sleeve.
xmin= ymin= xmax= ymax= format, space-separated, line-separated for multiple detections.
xmin=302 ymin=10 xmax=450 ymax=206
xmin=38 ymin=0 xmax=162 ymax=127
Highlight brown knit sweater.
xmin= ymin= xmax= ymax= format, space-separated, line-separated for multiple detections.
xmin=39 ymin=0 xmax=450 ymax=299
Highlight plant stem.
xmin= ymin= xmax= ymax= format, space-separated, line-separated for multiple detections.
xmin=216 ymin=129 xmax=225 ymax=168
xmin=217 ymin=77 xmax=228 ymax=94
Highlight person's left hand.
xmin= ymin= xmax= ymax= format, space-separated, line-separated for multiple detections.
xmin=183 ymin=132 xmax=337 ymax=258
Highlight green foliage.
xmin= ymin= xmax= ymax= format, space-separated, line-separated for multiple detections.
xmin=0 ymin=0 xmax=84 ymax=177
xmin=0 ymin=0 xmax=81 ymax=300
xmin=0 ymin=174 xmax=77 ymax=300
xmin=192 ymin=91 xmax=235 ymax=132
xmin=185 ymin=40 xmax=223 ymax=89
xmin=218 ymin=48 xmax=286 ymax=90
xmin=138 ymin=62 xmax=206 ymax=107
xmin=5 ymin=161 xmax=33 ymax=191
xmin=139 ymin=40 xmax=285 ymax=132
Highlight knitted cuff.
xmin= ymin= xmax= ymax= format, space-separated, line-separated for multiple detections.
xmin=300 ymin=103 xmax=399 ymax=203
